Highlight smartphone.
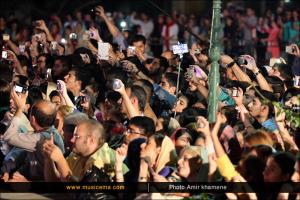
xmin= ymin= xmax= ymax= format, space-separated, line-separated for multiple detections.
xmin=2 ymin=34 xmax=10 ymax=41
xmin=15 ymin=85 xmax=23 ymax=93
xmin=286 ymin=45 xmax=294 ymax=54
xmin=98 ymin=42 xmax=110 ymax=60
xmin=1 ymin=51 xmax=8 ymax=59
xmin=128 ymin=46 xmax=136 ymax=55
xmin=232 ymin=88 xmax=239 ymax=97
xmin=46 ymin=68 xmax=52 ymax=79
xmin=57 ymin=81 xmax=62 ymax=91
xmin=50 ymin=41 xmax=57 ymax=51
xmin=15 ymin=84 xmax=27 ymax=94
xmin=19 ymin=45 xmax=26 ymax=53
xmin=69 ymin=33 xmax=77 ymax=40
xmin=294 ymin=77 xmax=300 ymax=87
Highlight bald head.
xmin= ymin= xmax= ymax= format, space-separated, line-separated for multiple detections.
xmin=31 ymin=100 xmax=57 ymax=128
xmin=78 ymin=119 xmax=106 ymax=147
xmin=161 ymin=50 xmax=174 ymax=61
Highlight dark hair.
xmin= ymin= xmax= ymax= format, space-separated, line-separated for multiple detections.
xmin=281 ymin=87 xmax=300 ymax=103
xmin=164 ymin=72 xmax=178 ymax=88
xmin=221 ymin=106 xmax=238 ymax=127
xmin=175 ymin=128 xmax=192 ymax=142
xmin=265 ymin=76 xmax=285 ymax=96
xmin=30 ymin=101 xmax=57 ymax=127
xmin=130 ymin=85 xmax=147 ymax=111
xmin=17 ymin=55 xmax=30 ymax=69
xmin=243 ymin=155 xmax=265 ymax=182
xmin=54 ymin=56 xmax=71 ymax=77
xmin=152 ymin=133 xmax=165 ymax=148
xmin=27 ymin=86 xmax=43 ymax=106
xmin=272 ymin=152 xmax=295 ymax=177
xmin=249 ymin=144 xmax=273 ymax=164
xmin=37 ymin=53 xmax=54 ymax=69
xmin=255 ymin=89 xmax=277 ymax=118
xmin=129 ymin=116 xmax=155 ymax=138
xmin=274 ymin=62 xmax=293 ymax=80
xmin=159 ymin=56 xmax=169 ymax=69
xmin=0 ymin=79 xmax=10 ymax=120
xmin=224 ymin=80 xmax=250 ymax=93
xmin=134 ymin=79 xmax=153 ymax=102
xmin=131 ymin=34 xmax=146 ymax=45
xmin=179 ymin=108 xmax=207 ymax=127
xmin=49 ymin=90 xmax=60 ymax=100
xmin=72 ymin=67 xmax=91 ymax=89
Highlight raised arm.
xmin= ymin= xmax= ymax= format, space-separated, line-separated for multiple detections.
xmin=113 ymin=79 xmax=140 ymax=119
xmin=242 ymin=55 xmax=273 ymax=92
xmin=95 ymin=6 xmax=121 ymax=38
xmin=220 ymin=55 xmax=252 ymax=83
xmin=43 ymin=135 xmax=72 ymax=181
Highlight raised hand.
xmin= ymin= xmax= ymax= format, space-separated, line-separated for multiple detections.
xmin=240 ymin=55 xmax=257 ymax=71
xmin=11 ymin=87 xmax=28 ymax=112
xmin=112 ymin=79 xmax=126 ymax=96
xmin=88 ymin=27 xmax=102 ymax=42
xmin=8 ymin=171 xmax=29 ymax=182
xmin=42 ymin=134 xmax=64 ymax=163
xmin=231 ymin=87 xmax=244 ymax=106
xmin=116 ymin=144 xmax=128 ymax=165
xmin=95 ymin=6 xmax=106 ymax=18
xmin=196 ymin=116 xmax=210 ymax=137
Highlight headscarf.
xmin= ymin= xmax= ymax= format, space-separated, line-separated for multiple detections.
xmin=154 ymin=136 xmax=178 ymax=173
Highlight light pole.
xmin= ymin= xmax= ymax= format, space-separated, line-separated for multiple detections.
xmin=208 ymin=0 xmax=222 ymax=123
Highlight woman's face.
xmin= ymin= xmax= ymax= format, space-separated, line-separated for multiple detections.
xmin=140 ymin=136 xmax=161 ymax=166
xmin=263 ymin=157 xmax=285 ymax=182
xmin=51 ymin=95 xmax=61 ymax=107
xmin=177 ymin=150 xmax=201 ymax=178
xmin=175 ymin=133 xmax=190 ymax=153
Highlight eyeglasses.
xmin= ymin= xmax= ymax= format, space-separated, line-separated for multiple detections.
xmin=125 ymin=128 xmax=145 ymax=135
xmin=72 ymin=133 xmax=81 ymax=140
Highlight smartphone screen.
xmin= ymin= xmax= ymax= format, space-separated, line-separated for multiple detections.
xmin=98 ymin=42 xmax=110 ymax=60
xmin=2 ymin=51 xmax=8 ymax=59
xmin=286 ymin=45 xmax=293 ymax=54
xmin=15 ymin=85 xmax=23 ymax=93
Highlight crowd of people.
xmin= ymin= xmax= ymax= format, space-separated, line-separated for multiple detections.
xmin=0 ymin=1 xmax=300 ymax=200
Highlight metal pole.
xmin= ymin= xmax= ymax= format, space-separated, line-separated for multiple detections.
xmin=208 ymin=0 xmax=222 ymax=123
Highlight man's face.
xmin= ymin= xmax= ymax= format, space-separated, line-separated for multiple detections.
xmin=124 ymin=124 xmax=145 ymax=144
xmin=243 ymin=89 xmax=255 ymax=106
xmin=53 ymin=60 xmax=64 ymax=77
xmin=64 ymin=70 xmax=78 ymax=91
xmin=70 ymin=124 xmax=90 ymax=156
xmin=133 ymin=41 xmax=145 ymax=55
xmin=160 ymin=76 xmax=174 ymax=94
xmin=37 ymin=56 xmax=46 ymax=75
xmin=248 ymin=97 xmax=263 ymax=117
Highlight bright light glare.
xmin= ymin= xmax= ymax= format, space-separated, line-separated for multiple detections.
xmin=120 ymin=21 xmax=127 ymax=28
